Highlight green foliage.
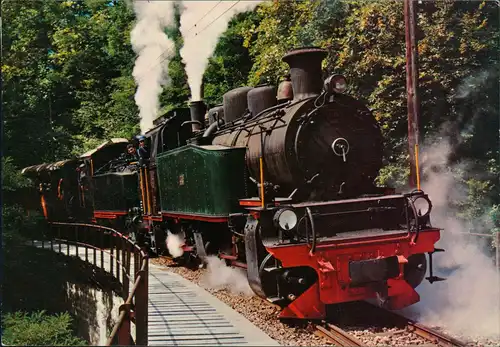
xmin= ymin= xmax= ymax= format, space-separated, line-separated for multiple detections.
xmin=2 ymin=0 xmax=138 ymax=165
xmin=2 ymin=204 xmax=45 ymax=258
xmin=203 ymin=11 xmax=260 ymax=106
xmin=242 ymin=1 xmax=322 ymax=86
xmin=2 ymin=310 xmax=87 ymax=346
xmin=2 ymin=1 xmax=72 ymax=167
xmin=295 ymin=0 xmax=346 ymax=48
xmin=3 ymin=0 xmax=497 ymax=234
xmin=160 ymin=2 xmax=190 ymax=114
xmin=241 ymin=0 xmax=498 ymax=220
xmin=490 ymin=205 xmax=500 ymax=235
xmin=455 ymin=178 xmax=495 ymax=222
xmin=375 ymin=158 xmax=410 ymax=190
xmin=329 ymin=0 xmax=499 ymax=164
xmin=2 ymin=157 xmax=30 ymax=192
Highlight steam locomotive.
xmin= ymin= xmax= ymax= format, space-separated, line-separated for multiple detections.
xmin=22 ymin=47 xmax=445 ymax=320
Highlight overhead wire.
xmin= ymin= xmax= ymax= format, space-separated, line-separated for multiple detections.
xmin=184 ymin=0 xmax=222 ymax=34
xmin=194 ymin=0 xmax=241 ymax=36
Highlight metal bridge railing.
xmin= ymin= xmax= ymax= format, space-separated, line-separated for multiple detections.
xmin=32 ymin=222 xmax=148 ymax=346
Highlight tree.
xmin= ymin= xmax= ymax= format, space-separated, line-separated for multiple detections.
xmin=202 ymin=11 xmax=261 ymax=106
xmin=51 ymin=0 xmax=139 ymax=151
xmin=2 ymin=0 xmax=140 ymax=164
xmin=159 ymin=2 xmax=190 ymax=115
xmin=329 ymin=1 xmax=498 ymax=195
xmin=2 ymin=0 xmax=75 ymax=167
xmin=241 ymin=1 xmax=322 ymax=86
xmin=241 ymin=0 xmax=498 ymax=220
xmin=2 ymin=311 xmax=87 ymax=346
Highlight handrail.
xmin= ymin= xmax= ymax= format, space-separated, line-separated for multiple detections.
xmin=306 ymin=207 xmax=316 ymax=255
xmin=35 ymin=221 xmax=149 ymax=346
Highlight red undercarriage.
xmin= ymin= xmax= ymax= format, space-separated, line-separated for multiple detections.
xmin=266 ymin=229 xmax=441 ymax=319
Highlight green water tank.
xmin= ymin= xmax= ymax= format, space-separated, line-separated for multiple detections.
xmin=156 ymin=144 xmax=247 ymax=217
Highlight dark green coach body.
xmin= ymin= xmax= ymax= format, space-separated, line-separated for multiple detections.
xmin=92 ymin=172 xmax=140 ymax=211
xmin=156 ymin=144 xmax=247 ymax=217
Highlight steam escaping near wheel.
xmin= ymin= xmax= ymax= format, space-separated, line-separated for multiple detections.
xmin=166 ymin=230 xmax=185 ymax=258
xmin=201 ymin=256 xmax=254 ymax=296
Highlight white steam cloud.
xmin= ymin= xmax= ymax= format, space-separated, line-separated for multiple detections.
xmin=166 ymin=230 xmax=185 ymax=258
xmin=130 ymin=1 xmax=176 ymax=133
xmin=390 ymin=69 xmax=499 ymax=340
xmin=179 ymin=1 xmax=261 ymax=101
xmin=200 ymin=256 xmax=254 ymax=296
xmin=400 ymin=134 xmax=499 ymax=338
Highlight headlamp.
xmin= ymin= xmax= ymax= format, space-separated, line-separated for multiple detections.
xmin=411 ymin=195 xmax=432 ymax=218
xmin=324 ymin=74 xmax=348 ymax=94
xmin=273 ymin=209 xmax=298 ymax=231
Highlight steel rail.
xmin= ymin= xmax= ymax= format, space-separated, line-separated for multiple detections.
xmin=405 ymin=321 xmax=468 ymax=347
xmin=251 ymin=293 xmax=362 ymax=346
xmin=315 ymin=323 xmax=363 ymax=347
xmin=42 ymin=222 xmax=149 ymax=346
xmin=254 ymin=284 xmax=468 ymax=347
xmin=368 ymin=304 xmax=468 ymax=347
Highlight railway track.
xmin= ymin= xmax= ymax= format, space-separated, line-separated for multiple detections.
xmin=315 ymin=322 xmax=363 ymax=346
xmin=314 ymin=312 xmax=469 ymax=347
xmin=406 ymin=321 xmax=468 ymax=347
xmin=263 ymin=296 xmax=468 ymax=347
xmin=156 ymin=256 xmax=471 ymax=347
xmin=373 ymin=306 xmax=469 ymax=347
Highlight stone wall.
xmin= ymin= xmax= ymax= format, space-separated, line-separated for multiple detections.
xmin=4 ymin=244 xmax=128 ymax=345
xmin=65 ymin=281 xmax=123 ymax=345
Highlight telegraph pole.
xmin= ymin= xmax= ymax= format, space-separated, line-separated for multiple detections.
xmin=404 ymin=0 xmax=420 ymax=189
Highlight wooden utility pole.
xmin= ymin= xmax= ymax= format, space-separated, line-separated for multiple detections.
xmin=404 ymin=0 xmax=420 ymax=188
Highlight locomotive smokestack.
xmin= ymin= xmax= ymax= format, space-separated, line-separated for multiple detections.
xmin=189 ymin=80 xmax=206 ymax=132
xmin=282 ymin=47 xmax=328 ymax=102
xmin=189 ymin=100 xmax=206 ymax=132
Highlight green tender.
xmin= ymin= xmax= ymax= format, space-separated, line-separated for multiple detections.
xmin=156 ymin=144 xmax=247 ymax=217
xmin=92 ymin=172 xmax=139 ymax=211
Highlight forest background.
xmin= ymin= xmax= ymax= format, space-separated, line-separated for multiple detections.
xmin=3 ymin=0 xmax=498 ymax=231
xmin=1 ymin=0 xmax=499 ymax=343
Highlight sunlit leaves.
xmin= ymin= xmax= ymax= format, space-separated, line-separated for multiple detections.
xmin=202 ymin=11 xmax=259 ymax=106
xmin=239 ymin=0 xmax=498 ymax=215
xmin=2 ymin=0 xmax=137 ymax=167
xmin=241 ymin=0 xmax=325 ymax=86
xmin=1 ymin=157 xmax=30 ymax=192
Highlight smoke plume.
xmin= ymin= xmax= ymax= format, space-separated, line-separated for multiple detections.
xmin=399 ymin=132 xmax=499 ymax=337
xmin=200 ymin=256 xmax=254 ymax=296
xmin=392 ymin=68 xmax=499 ymax=339
xmin=130 ymin=1 xmax=176 ymax=133
xmin=179 ymin=1 xmax=261 ymax=101
xmin=166 ymin=230 xmax=185 ymax=258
